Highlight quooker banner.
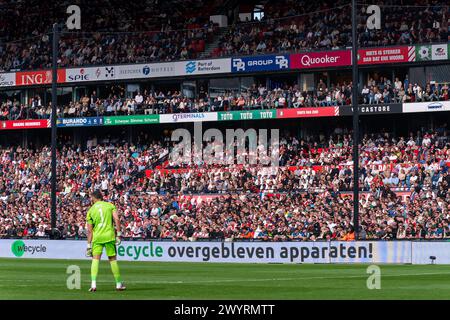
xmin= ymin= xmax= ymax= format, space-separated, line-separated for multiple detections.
xmin=0 ymin=239 xmax=426 ymax=264
xmin=290 ymin=50 xmax=352 ymax=69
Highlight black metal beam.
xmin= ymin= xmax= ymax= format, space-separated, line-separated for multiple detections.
xmin=351 ymin=0 xmax=360 ymax=239
xmin=50 ymin=23 xmax=59 ymax=238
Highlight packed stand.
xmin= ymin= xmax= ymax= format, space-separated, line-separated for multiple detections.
xmin=0 ymin=127 xmax=449 ymax=240
xmin=0 ymin=0 xmax=219 ymax=72
xmin=213 ymin=0 xmax=448 ymax=58
xmin=0 ymin=0 xmax=448 ymax=72
xmin=2 ymin=76 xmax=449 ymax=121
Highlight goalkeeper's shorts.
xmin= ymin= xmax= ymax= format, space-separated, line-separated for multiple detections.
xmin=92 ymin=241 xmax=117 ymax=257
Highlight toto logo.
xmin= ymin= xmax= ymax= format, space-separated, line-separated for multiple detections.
xmin=300 ymin=54 xmax=340 ymax=67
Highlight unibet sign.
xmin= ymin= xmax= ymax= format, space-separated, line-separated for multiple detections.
xmin=11 ymin=240 xmax=47 ymax=257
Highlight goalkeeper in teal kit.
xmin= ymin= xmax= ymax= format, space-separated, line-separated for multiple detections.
xmin=86 ymin=190 xmax=126 ymax=292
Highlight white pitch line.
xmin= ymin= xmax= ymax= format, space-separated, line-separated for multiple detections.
xmin=1 ymin=272 xmax=449 ymax=286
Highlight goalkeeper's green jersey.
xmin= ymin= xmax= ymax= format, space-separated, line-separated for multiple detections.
xmin=86 ymin=201 xmax=117 ymax=244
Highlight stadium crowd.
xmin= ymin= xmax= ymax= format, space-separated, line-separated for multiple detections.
xmin=0 ymin=127 xmax=449 ymax=241
xmin=0 ymin=0 xmax=447 ymax=72
xmin=1 ymin=78 xmax=448 ymax=120
xmin=213 ymin=0 xmax=448 ymax=58
xmin=0 ymin=0 xmax=218 ymax=72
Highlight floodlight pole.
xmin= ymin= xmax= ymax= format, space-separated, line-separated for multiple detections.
xmin=50 ymin=23 xmax=59 ymax=238
xmin=351 ymin=0 xmax=360 ymax=240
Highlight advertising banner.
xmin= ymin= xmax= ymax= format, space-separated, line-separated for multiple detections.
xmin=160 ymin=112 xmax=218 ymax=123
xmin=66 ymin=67 xmax=103 ymax=82
xmin=416 ymin=44 xmax=432 ymax=61
xmin=431 ymin=43 xmax=448 ymax=60
xmin=218 ymin=109 xmax=277 ymax=121
xmin=0 ymin=73 xmax=16 ymax=87
xmin=0 ymin=119 xmax=50 ymax=130
xmin=417 ymin=44 xmax=449 ymax=61
xmin=57 ymin=117 xmax=104 ymax=127
xmin=175 ymin=58 xmax=231 ymax=76
xmin=0 ymin=240 xmax=413 ymax=264
xmin=358 ymin=46 xmax=415 ymax=65
xmin=402 ymin=101 xmax=450 ymax=113
xmin=15 ymin=69 xmax=66 ymax=86
xmin=231 ymin=55 xmax=289 ymax=73
xmin=339 ymin=103 xmax=403 ymax=116
xmin=103 ymin=115 xmax=159 ymax=126
xmin=290 ymin=50 xmax=351 ymax=69
xmin=276 ymin=107 xmax=339 ymax=119
xmin=116 ymin=63 xmax=175 ymax=79
xmin=412 ymin=242 xmax=450 ymax=264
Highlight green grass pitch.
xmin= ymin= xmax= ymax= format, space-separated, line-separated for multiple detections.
xmin=1 ymin=258 xmax=450 ymax=299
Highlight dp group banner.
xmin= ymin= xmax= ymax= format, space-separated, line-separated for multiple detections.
xmin=231 ymin=55 xmax=290 ymax=73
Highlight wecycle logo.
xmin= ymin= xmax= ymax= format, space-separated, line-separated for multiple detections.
xmin=11 ymin=240 xmax=47 ymax=257
xmin=185 ymin=61 xmax=196 ymax=73
xmin=117 ymin=242 xmax=163 ymax=260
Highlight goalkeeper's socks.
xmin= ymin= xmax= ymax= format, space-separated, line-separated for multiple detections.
xmin=91 ymin=259 xmax=99 ymax=287
xmin=109 ymin=260 xmax=122 ymax=284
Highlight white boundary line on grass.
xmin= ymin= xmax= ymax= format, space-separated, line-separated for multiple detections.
xmin=0 ymin=271 xmax=449 ymax=287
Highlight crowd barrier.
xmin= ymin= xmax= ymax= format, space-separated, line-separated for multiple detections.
xmin=2 ymin=240 xmax=450 ymax=264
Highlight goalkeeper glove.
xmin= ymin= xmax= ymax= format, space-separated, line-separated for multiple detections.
xmin=86 ymin=243 xmax=93 ymax=257
xmin=116 ymin=232 xmax=122 ymax=246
